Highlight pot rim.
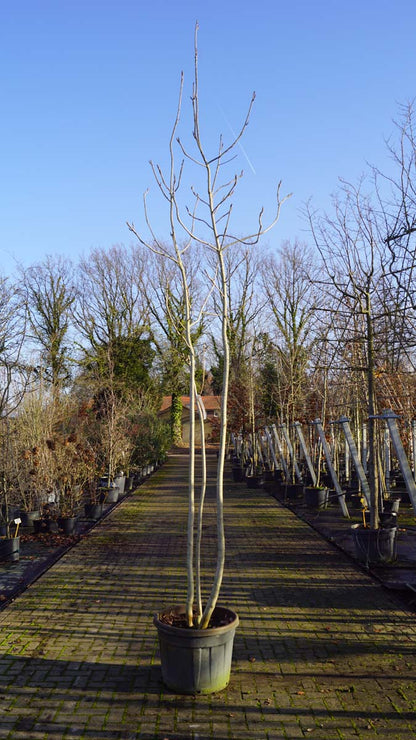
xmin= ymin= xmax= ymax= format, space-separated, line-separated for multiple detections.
xmin=154 ymin=604 xmax=239 ymax=637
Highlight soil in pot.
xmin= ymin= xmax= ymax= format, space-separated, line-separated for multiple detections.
xmin=154 ymin=605 xmax=239 ymax=694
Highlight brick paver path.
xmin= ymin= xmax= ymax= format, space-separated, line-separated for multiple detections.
xmin=0 ymin=452 xmax=416 ymax=739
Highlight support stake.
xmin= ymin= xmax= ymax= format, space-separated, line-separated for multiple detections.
xmin=312 ymin=419 xmax=349 ymax=518
xmin=378 ymin=409 xmax=416 ymax=515
xmin=334 ymin=416 xmax=370 ymax=507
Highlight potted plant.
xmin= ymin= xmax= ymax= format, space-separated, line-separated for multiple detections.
xmin=0 ymin=511 xmax=21 ymax=562
xmin=0 ymin=420 xmax=21 ymax=560
xmin=128 ymin=24 xmax=287 ymax=694
xmin=303 ymin=479 xmax=329 ymax=510
xmin=5 ymin=393 xmax=57 ymax=530
xmin=84 ymin=483 xmax=105 ymax=521
xmin=46 ymin=434 xmax=96 ymax=534
xmin=303 ymin=426 xmax=329 ymax=510
xmin=97 ymin=478 xmax=120 ymax=505
xmin=308 ymin=167 xmax=406 ymax=564
xmin=9 ymin=437 xmax=47 ymax=527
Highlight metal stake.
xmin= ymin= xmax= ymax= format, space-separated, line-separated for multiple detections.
xmin=334 ymin=416 xmax=370 ymax=507
xmin=384 ymin=425 xmax=391 ymax=494
xmin=378 ymin=409 xmax=416 ymax=514
xmin=270 ymin=424 xmax=289 ymax=481
xmin=280 ymin=424 xmax=303 ymax=482
xmin=264 ymin=427 xmax=280 ymax=472
xmin=362 ymin=423 xmax=368 ymax=474
xmin=312 ymin=419 xmax=349 ymax=518
xmin=294 ymin=421 xmax=317 ymax=486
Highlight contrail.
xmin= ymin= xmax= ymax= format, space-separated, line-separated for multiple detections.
xmin=218 ymin=104 xmax=257 ymax=175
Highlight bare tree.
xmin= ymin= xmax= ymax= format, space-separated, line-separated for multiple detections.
xmin=261 ymin=239 xmax=322 ymax=428
xmin=0 ymin=274 xmax=28 ymax=417
xmin=211 ymin=245 xmax=266 ymax=434
xmin=307 ymin=177 xmax=415 ymax=528
xmin=75 ymin=244 xmax=148 ymax=352
xmin=73 ymin=245 xmax=156 ymax=482
xmin=141 ymin=247 xmax=206 ymax=444
xmin=20 ymin=255 xmax=76 ymax=399
xmin=127 ymin=23 xmax=288 ymax=628
xmin=380 ymin=102 xmax=416 ymax=308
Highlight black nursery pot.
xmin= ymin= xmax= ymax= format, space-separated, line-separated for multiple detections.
xmin=232 ymin=466 xmax=245 ymax=482
xmin=246 ymin=474 xmax=264 ymax=489
xmin=352 ymin=524 xmax=397 ymax=564
xmin=0 ymin=536 xmax=20 ymax=562
xmin=33 ymin=518 xmax=59 ymax=534
xmin=285 ymin=483 xmax=303 ymax=501
xmin=20 ymin=510 xmax=41 ymax=528
xmin=84 ymin=503 xmax=104 ymax=520
xmin=58 ymin=517 xmax=77 ymax=535
xmin=383 ymin=498 xmax=400 ymax=514
xmin=154 ymin=605 xmax=239 ymax=694
xmin=379 ymin=511 xmax=398 ymax=529
xmin=303 ymin=486 xmax=329 ymax=510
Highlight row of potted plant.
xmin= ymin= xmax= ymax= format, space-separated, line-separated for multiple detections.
xmin=231 ymin=449 xmax=403 ymax=566
xmin=0 ymin=459 xmax=165 ymax=563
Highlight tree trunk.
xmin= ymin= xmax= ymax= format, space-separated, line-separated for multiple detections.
xmin=366 ymin=293 xmax=379 ymax=529
xmin=171 ymin=393 xmax=183 ymax=445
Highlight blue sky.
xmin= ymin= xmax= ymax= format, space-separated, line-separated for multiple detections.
xmin=1 ymin=0 xmax=416 ymax=276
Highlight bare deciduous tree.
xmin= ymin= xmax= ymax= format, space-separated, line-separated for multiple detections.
xmin=127 ymin=23 xmax=288 ymax=628
xmin=307 ymin=177 xmax=415 ymax=528
xmin=20 ymin=255 xmax=76 ymax=399
xmin=261 ymin=239 xmax=321 ymax=428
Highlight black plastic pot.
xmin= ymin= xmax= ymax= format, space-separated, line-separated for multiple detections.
xmin=383 ymin=497 xmax=400 ymax=514
xmin=352 ymin=524 xmax=397 ymax=564
xmin=58 ymin=517 xmax=77 ymax=535
xmin=84 ymin=503 xmax=104 ymax=520
xmin=114 ymin=476 xmax=126 ymax=494
xmin=349 ymin=492 xmax=365 ymax=509
xmin=154 ymin=605 xmax=239 ymax=694
xmin=285 ymin=483 xmax=304 ymax=501
xmin=103 ymin=487 xmax=119 ymax=504
xmin=0 ymin=537 xmax=20 ymax=562
xmin=304 ymin=486 xmax=329 ymax=510
xmin=246 ymin=474 xmax=264 ymax=489
xmin=20 ymin=510 xmax=41 ymax=528
xmin=232 ymin=466 xmax=245 ymax=482
xmin=33 ymin=518 xmax=59 ymax=534
xmin=125 ymin=476 xmax=134 ymax=491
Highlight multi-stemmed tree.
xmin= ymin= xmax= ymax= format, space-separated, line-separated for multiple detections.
xmin=128 ymin=23 xmax=288 ymax=629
